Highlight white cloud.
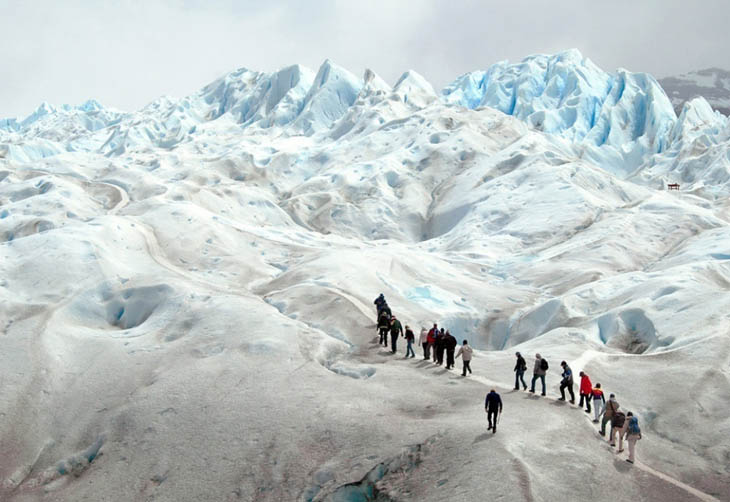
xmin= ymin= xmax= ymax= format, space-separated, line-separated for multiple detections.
xmin=0 ymin=0 xmax=728 ymax=117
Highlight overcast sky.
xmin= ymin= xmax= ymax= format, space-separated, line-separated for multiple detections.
xmin=1 ymin=0 xmax=729 ymax=117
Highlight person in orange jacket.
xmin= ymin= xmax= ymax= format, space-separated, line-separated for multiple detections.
xmin=578 ymin=371 xmax=593 ymax=414
xmin=591 ymin=383 xmax=605 ymax=423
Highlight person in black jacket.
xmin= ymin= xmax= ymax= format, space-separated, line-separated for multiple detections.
xmin=485 ymin=389 xmax=503 ymax=433
xmin=377 ymin=310 xmax=390 ymax=347
xmin=514 ymin=352 xmax=527 ymax=390
xmin=404 ymin=325 xmax=416 ymax=358
xmin=435 ymin=328 xmax=446 ymax=365
xmin=444 ymin=331 xmax=457 ymax=369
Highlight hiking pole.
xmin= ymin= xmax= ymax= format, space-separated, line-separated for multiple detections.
xmin=498 ymin=410 xmax=501 ymax=424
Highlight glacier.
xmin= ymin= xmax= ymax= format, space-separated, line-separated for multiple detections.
xmin=1 ymin=49 xmax=729 ymax=501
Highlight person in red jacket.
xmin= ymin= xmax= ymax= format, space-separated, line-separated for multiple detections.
xmin=578 ymin=371 xmax=593 ymax=414
xmin=427 ymin=324 xmax=438 ymax=362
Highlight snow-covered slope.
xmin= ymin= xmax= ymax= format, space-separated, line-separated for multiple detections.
xmin=1 ymin=51 xmax=729 ymax=501
xmin=660 ymin=67 xmax=730 ymax=116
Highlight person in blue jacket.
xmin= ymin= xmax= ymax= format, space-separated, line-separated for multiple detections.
xmin=374 ymin=293 xmax=386 ymax=310
xmin=485 ymin=389 xmax=503 ymax=433
xmin=558 ymin=361 xmax=575 ymax=404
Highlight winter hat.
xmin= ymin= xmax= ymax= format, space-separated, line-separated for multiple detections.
xmin=516 ymin=351 xmax=521 ymax=356
xmin=610 ymin=393 xmax=616 ymax=398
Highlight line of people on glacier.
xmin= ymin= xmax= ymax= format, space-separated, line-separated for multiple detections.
xmin=375 ymin=294 xmax=642 ymax=463
xmin=374 ymin=295 xmax=473 ymax=376
xmin=515 ymin=352 xmax=643 ymax=464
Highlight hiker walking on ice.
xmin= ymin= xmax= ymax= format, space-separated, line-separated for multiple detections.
xmin=404 ymin=325 xmax=416 ymax=358
xmin=436 ymin=328 xmax=446 ymax=365
xmin=530 ymin=353 xmax=547 ymax=396
xmin=374 ymin=293 xmax=386 ymax=312
xmin=444 ymin=330 xmax=457 ymax=369
xmin=610 ymin=409 xmax=627 ymax=448
xmin=377 ymin=310 xmax=390 ymax=347
xmin=419 ymin=327 xmax=429 ymax=359
xmin=455 ymin=340 xmax=473 ymax=376
xmin=485 ymin=389 xmax=503 ymax=433
xmin=591 ymin=383 xmax=605 ymax=423
xmin=600 ymin=393 xmax=620 ymax=437
xmin=578 ymin=371 xmax=592 ymax=413
xmin=558 ymin=361 xmax=575 ymax=404
xmin=514 ymin=352 xmax=527 ymax=390
xmin=622 ymin=412 xmax=642 ymax=464
xmin=614 ymin=409 xmax=634 ymax=453
xmin=389 ymin=315 xmax=403 ymax=354
xmin=427 ymin=324 xmax=438 ymax=362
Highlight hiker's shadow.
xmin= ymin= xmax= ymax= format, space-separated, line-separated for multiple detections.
xmin=473 ymin=432 xmax=495 ymax=444
xmin=613 ymin=458 xmax=632 ymax=473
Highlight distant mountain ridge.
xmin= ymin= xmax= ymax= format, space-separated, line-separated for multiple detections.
xmin=659 ymin=67 xmax=730 ymax=116
xmin=1 ymin=50 xmax=728 ymax=188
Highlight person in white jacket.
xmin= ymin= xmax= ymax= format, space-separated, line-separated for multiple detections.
xmin=419 ymin=327 xmax=429 ymax=359
xmin=455 ymin=340 xmax=473 ymax=376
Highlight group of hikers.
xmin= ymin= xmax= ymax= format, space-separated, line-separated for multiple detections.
xmin=513 ymin=352 xmax=642 ymax=463
xmin=374 ymin=294 xmax=643 ymax=464
xmin=375 ymin=294 xmax=473 ymax=376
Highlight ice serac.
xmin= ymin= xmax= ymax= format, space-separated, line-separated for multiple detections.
xmin=636 ymin=97 xmax=730 ymax=193
xmin=442 ymin=49 xmax=678 ymax=172
xmin=362 ymin=68 xmax=392 ymax=95
xmin=0 ymin=100 xmax=124 ymax=161
xmin=669 ymin=96 xmax=728 ymax=142
xmin=294 ymin=59 xmax=363 ymax=135
xmin=392 ymin=70 xmax=437 ymax=108
xmin=193 ymin=64 xmax=315 ymax=127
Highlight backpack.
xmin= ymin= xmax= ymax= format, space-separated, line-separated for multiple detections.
xmin=612 ymin=411 xmax=626 ymax=428
xmin=378 ymin=313 xmax=389 ymax=328
xmin=628 ymin=417 xmax=641 ymax=435
xmin=540 ymin=358 xmax=549 ymax=371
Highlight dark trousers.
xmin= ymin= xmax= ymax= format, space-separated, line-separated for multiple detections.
xmin=431 ymin=343 xmax=437 ymax=362
xmin=515 ymin=370 xmax=527 ymax=389
xmin=446 ymin=349 xmax=455 ymax=368
xmin=437 ymin=346 xmax=445 ymax=365
xmin=422 ymin=342 xmax=429 ymax=359
xmin=487 ymin=410 xmax=499 ymax=431
xmin=462 ymin=360 xmax=472 ymax=376
xmin=579 ymin=393 xmax=592 ymax=412
xmin=379 ymin=328 xmax=388 ymax=346
xmin=560 ymin=381 xmax=575 ymax=401
xmin=531 ymin=374 xmax=546 ymax=395
xmin=390 ymin=333 xmax=398 ymax=352
xmin=600 ymin=415 xmax=612 ymax=435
